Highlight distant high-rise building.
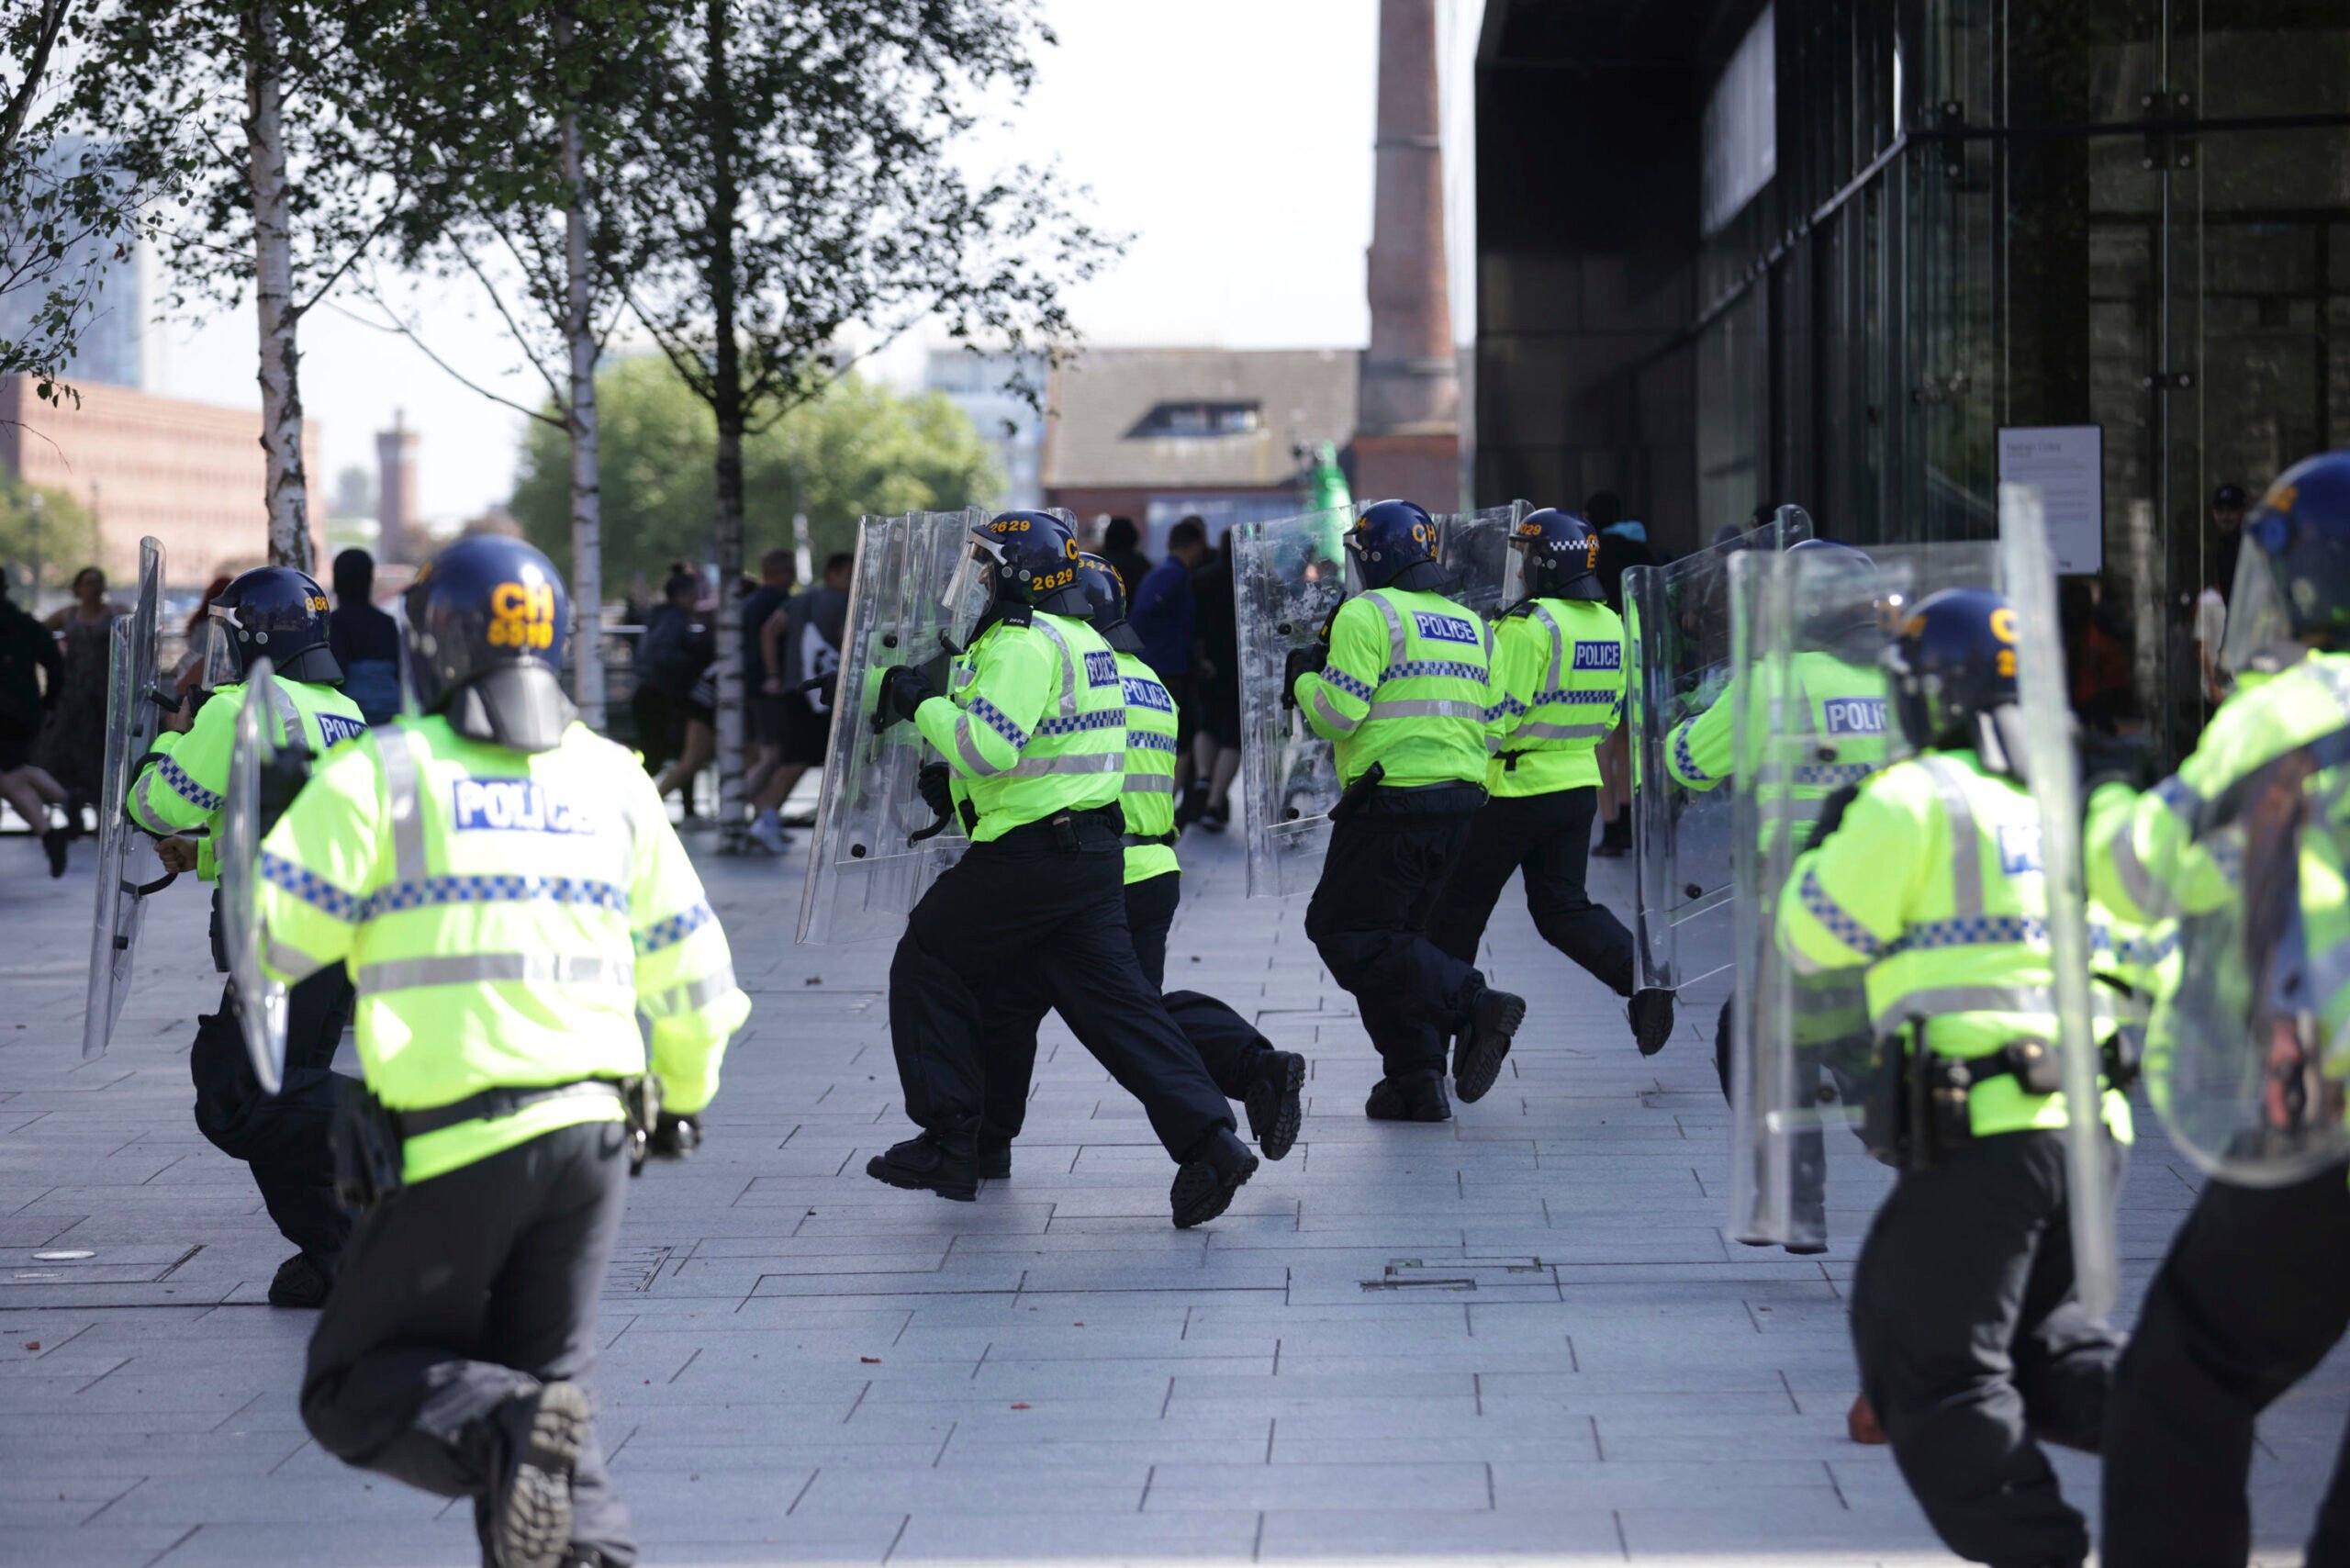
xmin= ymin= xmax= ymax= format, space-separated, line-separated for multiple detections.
xmin=924 ymin=349 xmax=1047 ymax=510
xmin=0 ymin=137 xmax=146 ymax=390
xmin=375 ymin=409 xmax=420 ymax=565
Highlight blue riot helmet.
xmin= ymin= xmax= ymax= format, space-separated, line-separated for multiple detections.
xmin=197 ymin=566 xmax=342 ymax=689
xmin=1342 ymin=499 xmax=1444 ymax=595
xmin=1499 ymin=509 xmax=1605 ymax=615
xmin=942 ymin=510 xmax=1090 ymax=647
xmin=1074 ymin=553 xmax=1144 ymax=654
xmin=1785 ymin=538 xmax=1885 ymax=656
xmin=1885 ymin=587 xmax=2021 ymax=754
xmin=401 ymin=535 xmax=572 ymax=753
xmin=2221 ymin=451 xmax=2350 ymax=676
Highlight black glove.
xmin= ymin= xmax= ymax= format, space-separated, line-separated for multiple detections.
xmin=646 ymin=1113 xmax=700 ymax=1160
xmin=2076 ymin=732 xmax=2156 ymax=797
xmin=872 ymin=664 xmax=934 ymax=731
xmin=917 ymin=761 xmax=954 ymax=820
xmin=1281 ymin=644 xmax=1329 ymax=710
xmin=1801 ymin=782 xmax=1860 ymax=852
xmin=257 ymin=747 xmax=316 ymax=835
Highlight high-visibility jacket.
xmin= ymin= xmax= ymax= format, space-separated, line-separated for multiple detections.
xmin=1115 ymin=650 xmax=1180 ymax=884
xmin=1779 ymin=746 xmax=2133 ymax=1141
xmin=254 ymin=715 xmax=748 ymax=1184
xmin=915 ymin=610 xmax=1125 ymax=843
xmin=1483 ymin=598 xmax=1624 ymax=797
xmin=1669 ymin=651 xmax=1890 ymax=862
xmin=129 ymin=678 xmax=368 ymax=880
xmin=1292 ymin=587 xmax=1493 ymax=789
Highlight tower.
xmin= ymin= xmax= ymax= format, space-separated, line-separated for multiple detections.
xmin=375 ymin=409 xmax=420 ymax=565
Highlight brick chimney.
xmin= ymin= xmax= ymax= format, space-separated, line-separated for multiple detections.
xmin=1352 ymin=0 xmax=1460 ymax=510
xmin=375 ymin=409 xmax=419 ymax=565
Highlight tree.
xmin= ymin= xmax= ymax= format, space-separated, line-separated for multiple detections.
xmin=0 ymin=470 xmax=97 ymax=599
xmin=618 ymin=0 xmax=1114 ymax=843
xmin=509 ymin=353 xmax=1000 ymax=596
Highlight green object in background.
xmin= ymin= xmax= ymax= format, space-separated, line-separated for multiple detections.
xmin=1306 ymin=442 xmax=1351 ymax=517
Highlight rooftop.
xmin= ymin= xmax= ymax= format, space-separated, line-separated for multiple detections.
xmin=1042 ymin=347 xmax=1360 ymax=492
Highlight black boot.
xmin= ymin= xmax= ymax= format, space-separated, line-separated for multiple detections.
xmin=1364 ymin=1069 xmax=1450 ymax=1123
xmin=866 ymin=1129 xmax=979 ymax=1202
xmin=1593 ymin=810 xmax=1630 ymax=858
xmin=1243 ymin=1051 xmax=1305 ymax=1161
xmin=977 ymin=1137 xmax=1012 ymax=1181
xmin=491 ymin=1381 xmax=589 ymax=1568
xmin=1628 ymin=988 xmax=1676 ymax=1057
xmin=266 ymin=1250 xmax=334 ymax=1308
xmin=1170 ymin=1126 xmax=1258 ymax=1228
xmin=41 ymin=825 xmax=69 ymax=879
xmin=1173 ymin=783 xmax=1209 ymax=829
xmin=1451 ymin=985 xmax=1527 ymax=1103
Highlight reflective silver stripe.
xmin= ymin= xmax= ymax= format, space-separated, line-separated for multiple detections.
xmin=376 ymin=729 xmax=431 ymax=886
xmin=267 ymin=679 xmax=302 ymax=743
xmin=2104 ymin=818 xmax=2171 ymax=919
xmin=1484 ymin=734 xmax=1506 ymax=754
xmin=1031 ymin=617 xmax=1081 ymax=719
xmin=952 ymin=714 xmax=1004 ymax=777
xmin=1122 ymin=773 xmax=1176 ymax=794
xmin=264 ymin=933 xmax=328 ymax=982
xmin=1515 ymin=721 xmax=1611 ymax=743
xmin=1918 ymin=756 xmax=1984 ymax=917
xmin=1872 ymin=985 xmax=2056 ymax=1034
xmin=1005 ymin=752 xmax=1123 ymax=778
xmin=358 ymin=951 xmax=634 ymax=996
xmin=1367 ymin=591 xmax=1407 ymax=667
xmin=1310 ymin=685 xmax=1360 ymax=734
xmin=1365 ymin=699 xmax=1489 ymax=722
xmin=641 ymin=964 xmax=739 ymax=1019
xmin=1529 ymin=603 xmax=1565 ymax=694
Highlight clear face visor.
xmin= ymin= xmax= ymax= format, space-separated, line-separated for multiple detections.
xmin=1341 ymin=532 xmax=1371 ymax=597
xmin=1500 ymin=537 xmax=1537 ymax=610
xmin=941 ymin=539 xmax=999 ymax=651
xmin=198 ymin=605 xmax=244 ymax=689
xmin=2219 ymin=539 xmax=2300 ymax=677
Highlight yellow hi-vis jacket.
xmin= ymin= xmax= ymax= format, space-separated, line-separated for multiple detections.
xmin=129 ymin=678 xmax=367 ymax=879
xmin=1291 ymin=587 xmax=1494 ymax=789
xmin=1115 ymin=650 xmax=1181 ymax=884
xmin=916 ymin=610 xmax=1127 ymax=843
xmin=255 ymin=715 xmax=749 ymax=1183
xmin=1483 ymin=598 xmax=1625 ymax=796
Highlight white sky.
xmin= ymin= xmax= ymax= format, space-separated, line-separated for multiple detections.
xmin=145 ymin=0 xmax=1381 ymax=524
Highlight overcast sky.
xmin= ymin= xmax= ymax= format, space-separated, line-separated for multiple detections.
xmin=144 ymin=0 xmax=1381 ymax=523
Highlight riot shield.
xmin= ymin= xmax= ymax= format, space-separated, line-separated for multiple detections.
xmin=1436 ymin=501 xmax=1528 ymax=617
xmin=1625 ymin=505 xmax=1812 ymax=992
xmin=218 ymin=661 xmax=290 ymax=1093
xmin=1997 ymin=483 xmax=2120 ymax=1314
xmin=81 ymin=538 xmax=167 ymax=1059
xmin=1726 ymin=537 xmax=2002 ymax=1249
xmin=794 ymin=508 xmax=990 ymax=945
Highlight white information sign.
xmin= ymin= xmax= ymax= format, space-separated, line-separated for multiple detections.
xmin=1997 ymin=425 xmax=2104 ymax=575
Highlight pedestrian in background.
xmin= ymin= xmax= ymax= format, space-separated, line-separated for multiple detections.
xmin=739 ymin=548 xmax=798 ymax=844
xmin=0 ymin=567 xmax=69 ymax=874
xmin=1133 ymin=516 xmax=1209 ymax=805
xmin=327 ymin=548 xmax=403 ymax=725
xmin=632 ymin=568 xmax=702 ymax=785
xmin=1585 ymin=495 xmax=1652 ymax=858
xmin=38 ymin=564 xmax=118 ymax=823
xmin=1101 ymin=516 xmax=1152 ymax=604
xmin=1181 ymin=526 xmax=1241 ymax=832
xmin=747 ymin=551 xmax=850 ymax=854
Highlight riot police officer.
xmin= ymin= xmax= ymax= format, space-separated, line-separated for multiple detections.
xmin=257 ymin=536 xmax=748 ymax=1568
xmin=1427 ymin=509 xmax=1674 ymax=1056
xmin=1779 ymin=588 xmax=2130 ymax=1568
xmin=1288 ymin=499 xmax=1525 ymax=1120
xmin=127 ymin=566 xmax=369 ymax=1307
xmin=2093 ymin=451 xmax=2350 ymax=1568
xmin=973 ymin=556 xmax=1306 ymax=1171
xmin=867 ymin=511 xmax=1258 ymax=1226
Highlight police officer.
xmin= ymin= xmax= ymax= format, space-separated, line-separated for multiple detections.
xmin=972 ymin=556 xmax=1306 ymax=1171
xmin=2093 ymin=451 xmax=2350 ymax=1568
xmin=127 ymin=566 xmax=370 ymax=1308
xmin=866 ymin=511 xmax=1258 ymax=1226
xmin=1288 ymin=499 xmax=1526 ymax=1120
xmin=1427 ymin=509 xmax=1675 ymax=1056
xmin=1780 ymin=588 xmax=2130 ymax=1568
xmin=255 ymin=536 xmax=746 ymax=1568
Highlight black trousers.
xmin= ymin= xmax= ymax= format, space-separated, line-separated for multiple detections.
xmin=1304 ymin=785 xmax=1486 ymax=1080
xmin=890 ymin=830 xmax=1233 ymax=1159
xmin=1427 ymin=785 xmax=1636 ymax=997
xmin=2102 ymin=1161 xmax=2350 ymax=1568
xmin=1850 ymin=1130 xmax=2123 ymax=1568
xmin=302 ymin=1121 xmax=635 ymax=1568
xmin=193 ymin=897 xmax=359 ymax=1259
xmin=979 ymin=871 xmax=1275 ymax=1143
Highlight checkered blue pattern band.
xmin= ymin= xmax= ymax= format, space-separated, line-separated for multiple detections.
xmin=1535 ymin=689 xmax=1615 ymax=707
xmin=1673 ymin=726 xmax=1714 ymax=783
xmin=1797 ymin=868 xmax=1882 ymax=958
xmin=967 ymin=697 xmax=1028 ymax=749
xmin=2090 ymin=924 xmax=2179 ymax=968
xmin=1385 ymin=659 xmax=1486 ymax=683
xmin=262 ymin=852 xmax=364 ymax=921
xmin=371 ymin=875 xmax=631 ymax=919
xmin=1793 ymin=762 xmax=1877 ymax=789
xmin=1131 ymin=732 xmax=1181 ymax=753
xmin=1034 ymin=710 xmax=1124 ymax=738
xmin=637 ymin=900 xmax=715 ymax=953
xmin=159 ymin=755 xmax=224 ymax=812
xmin=1322 ymin=666 xmax=1376 ymax=702
xmin=1884 ymin=914 xmax=2046 ymax=956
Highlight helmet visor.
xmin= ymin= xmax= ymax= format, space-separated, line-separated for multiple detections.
xmin=199 ymin=606 xmax=243 ymax=689
xmin=941 ymin=539 xmax=996 ymax=651
xmin=1342 ymin=535 xmax=1371 ymax=598
xmin=1500 ymin=537 xmax=1536 ymax=611
xmin=2219 ymin=537 xmax=2299 ymax=677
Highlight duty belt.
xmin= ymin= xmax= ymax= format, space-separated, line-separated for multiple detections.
xmin=392 ymin=1079 xmax=626 ymax=1139
xmin=995 ymin=805 xmax=1125 ymax=852
xmin=1123 ymin=830 xmax=1179 ymax=848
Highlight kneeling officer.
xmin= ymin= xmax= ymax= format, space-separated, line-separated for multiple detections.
xmin=259 ymin=537 xmax=749 ymax=1568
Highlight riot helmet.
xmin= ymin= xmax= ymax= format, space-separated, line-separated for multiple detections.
xmin=401 ymin=535 xmax=573 ymax=753
xmin=1885 ymin=587 xmax=2021 ymax=756
xmin=1500 ymin=508 xmax=1605 ymax=614
xmin=941 ymin=510 xmax=1088 ymax=647
xmin=1073 ymin=553 xmax=1143 ymax=654
xmin=2219 ymin=451 xmax=2350 ymax=677
xmin=1785 ymin=539 xmax=1886 ymax=660
xmin=1343 ymin=499 xmax=1444 ymax=595
xmin=198 ymin=566 xmax=342 ymax=689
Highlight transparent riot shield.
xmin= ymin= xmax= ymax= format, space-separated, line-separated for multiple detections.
xmin=218 ymin=661 xmax=290 ymax=1093
xmin=795 ymin=508 xmax=990 ymax=945
xmin=1997 ymin=483 xmax=2120 ymax=1313
xmin=1625 ymin=505 xmax=1812 ymax=992
xmin=1436 ymin=500 xmax=1528 ymax=617
xmin=1727 ymin=537 xmax=2002 ymax=1249
xmin=81 ymin=537 xmax=167 ymax=1059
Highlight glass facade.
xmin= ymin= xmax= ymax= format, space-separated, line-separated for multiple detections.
xmin=1683 ymin=0 xmax=2350 ymax=758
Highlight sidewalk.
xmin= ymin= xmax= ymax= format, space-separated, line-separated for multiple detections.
xmin=0 ymin=817 xmax=2336 ymax=1566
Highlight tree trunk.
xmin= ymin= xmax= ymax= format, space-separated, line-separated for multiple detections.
xmin=557 ymin=6 xmax=605 ymax=732
xmin=244 ymin=0 xmax=310 ymax=572
xmin=706 ymin=0 xmax=746 ymax=846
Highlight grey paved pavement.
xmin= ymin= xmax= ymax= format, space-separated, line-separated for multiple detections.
xmin=0 ymin=816 xmax=2340 ymax=1566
